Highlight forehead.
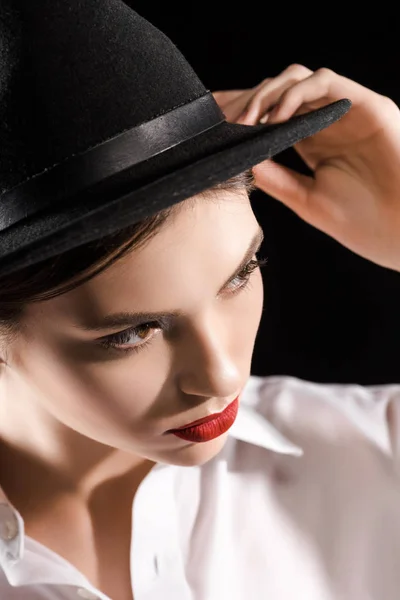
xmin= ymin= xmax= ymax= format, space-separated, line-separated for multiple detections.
xmin=26 ymin=191 xmax=258 ymax=326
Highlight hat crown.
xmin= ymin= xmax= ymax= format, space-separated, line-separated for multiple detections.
xmin=0 ymin=0 xmax=206 ymax=194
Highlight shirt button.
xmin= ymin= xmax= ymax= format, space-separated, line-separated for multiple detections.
xmin=76 ymin=589 xmax=99 ymax=600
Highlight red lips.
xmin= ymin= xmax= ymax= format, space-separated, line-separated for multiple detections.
xmin=168 ymin=396 xmax=239 ymax=443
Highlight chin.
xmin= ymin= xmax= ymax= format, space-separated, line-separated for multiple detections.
xmin=163 ymin=430 xmax=230 ymax=467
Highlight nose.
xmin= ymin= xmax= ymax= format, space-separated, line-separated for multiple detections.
xmin=175 ymin=316 xmax=242 ymax=400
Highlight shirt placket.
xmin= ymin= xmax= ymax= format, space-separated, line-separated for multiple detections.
xmin=131 ymin=464 xmax=193 ymax=600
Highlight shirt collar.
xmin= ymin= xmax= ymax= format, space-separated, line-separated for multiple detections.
xmin=232 ymin=375 xmax=399 ymax=458
xmin=229 ymin=402 xmax=303 ymax=456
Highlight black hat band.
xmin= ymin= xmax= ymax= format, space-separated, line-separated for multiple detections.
xmin=0 ymin=93 xmax=225 ymax=232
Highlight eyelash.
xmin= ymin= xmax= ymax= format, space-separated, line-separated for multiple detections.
xmin=99 ymin=257 xmax=267 ymax=354
xmin=224 ymin=257 xmax=267 ymax=295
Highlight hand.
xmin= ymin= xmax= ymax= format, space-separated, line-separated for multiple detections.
xmin=213 ymin=65 xmax=400 ymax=272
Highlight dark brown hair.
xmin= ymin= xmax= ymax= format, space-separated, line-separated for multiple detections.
xmin=0 ymin=171 xmax=255 ymax=336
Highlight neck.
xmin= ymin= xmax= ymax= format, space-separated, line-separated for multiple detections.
xmin=0 ymin=369 xmax=154 ymax=511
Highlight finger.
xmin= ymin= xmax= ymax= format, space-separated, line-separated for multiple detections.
xmin=267 ymin=68 xmax=346 ymax=123
xmin=212 ymin=90 xmax=245 ymax=109
xmin=238 ymin=65 xmax=314 ymax=125
xmin=218 ymin=88 xmax=259 ymax=122
xmin=253 ymin=160 xmax=317 ymax=224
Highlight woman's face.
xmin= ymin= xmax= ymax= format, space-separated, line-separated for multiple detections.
xmin=8 ymin=190 xmax=264 ymax=466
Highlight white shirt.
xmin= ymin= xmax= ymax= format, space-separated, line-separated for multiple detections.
xmin=1 ymin=375 xmax=400 ymax=600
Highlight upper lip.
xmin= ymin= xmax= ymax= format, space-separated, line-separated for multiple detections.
xmin=168 ymin=396 xmax=239 ymax=431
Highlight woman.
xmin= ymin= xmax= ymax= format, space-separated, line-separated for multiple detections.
xmin=0 ymin=1 xmax=400 ymax=599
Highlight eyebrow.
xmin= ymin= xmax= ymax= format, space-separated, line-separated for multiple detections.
xmin=78 ymin=225 xmax=264 ymax=333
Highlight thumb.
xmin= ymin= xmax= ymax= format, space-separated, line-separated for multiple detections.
xmin=253 ymin=160 xmax=315 ymax=222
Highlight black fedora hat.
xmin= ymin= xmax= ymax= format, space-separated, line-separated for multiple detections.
xmin=0 ymin=0 xmax=350 ymax=277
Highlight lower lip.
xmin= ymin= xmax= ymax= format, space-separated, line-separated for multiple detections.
xmin=169 ymin=396 xmax=239 ymax=443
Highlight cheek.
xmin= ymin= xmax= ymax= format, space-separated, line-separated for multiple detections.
xmin=250 ymin=270 xmax=264 ymax=324
xmin=17 ymin=338 xmax=172 ymax=443
xmin=232 ymin=271 xmax=264 ymax=353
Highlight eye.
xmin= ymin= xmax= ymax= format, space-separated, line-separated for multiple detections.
xmin=224 ymin=257 xmax=267 ymax=295
xmin=99 ymin=322 xmax=161 ymax=353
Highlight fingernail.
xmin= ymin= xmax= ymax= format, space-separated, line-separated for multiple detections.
xmin=259 ymin=113 xmax=269 ymax=124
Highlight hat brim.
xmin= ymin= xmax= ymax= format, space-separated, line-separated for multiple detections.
xmin=0 ymin=99 xmax=350 ymax=276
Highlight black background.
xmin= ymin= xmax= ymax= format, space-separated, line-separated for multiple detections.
xmin=126 ymin=2 xmax=400 ymax=384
